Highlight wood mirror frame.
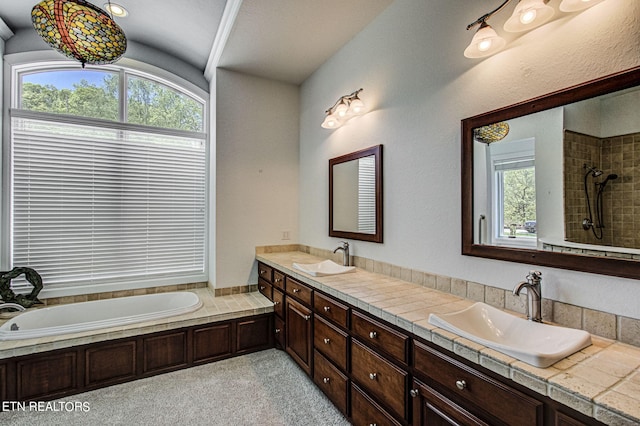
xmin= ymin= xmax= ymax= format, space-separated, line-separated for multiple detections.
xmin=329 ymin=145 xmax=383 ymax=243
xmin=462 ymin=66 xmax=640 ymax=279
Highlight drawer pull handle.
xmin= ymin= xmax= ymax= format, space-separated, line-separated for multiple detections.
xmin=410 ymin=389 xmax=419 ymax=398
xmin=323 ymin=306 xmax=331 ymax=312
xmin=369 ymin=423 xmax=378 ymax=426
xmin=274 ymin=278 xmax=282 ymax=283
xmin=369 ymin=372 xmax=377 ymax=380
xmin=275 ymin=328 xmax=281 ymax=334
xmin=259 ymin=270 xmax=266 ymax=275
xmin=456 ymin=380 xmax=467 ymax=390
xmin=259 ymin=286 xmax=265 ymax=290
xmin=303 ymin=315 xmax=311 ymax=321
xmin=323 ymin=377 xmax=330 ymax=384
xmin=274 ymin=301 xmax=280 ymax=305
xmin=369 ymin=331 xmax=378 ymax=339
xmin=293 ymin=288 xmax=300 ymax=293
xmin=323 ymin=338 xmax=331 ymax=344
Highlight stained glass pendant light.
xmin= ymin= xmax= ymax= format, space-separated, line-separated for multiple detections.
xmin=31 ymin=0 xmax=127 ymax=67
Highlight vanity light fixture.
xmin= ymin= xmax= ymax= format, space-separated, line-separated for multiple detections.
xmin=321 ymin=89 xmax=366 ymax=129
xmin=464 ymin=0 xmax=606 ymax=58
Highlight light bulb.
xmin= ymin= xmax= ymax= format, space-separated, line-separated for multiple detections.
xmin=520 ymin=9 xmax=537 ymax=24
xmin=349 ymin=97 xmax=365 ymax=115
xmin=321 ymin=113 xmax=341 ymax=129
xmin=464 ymin=22 xmax=506 ymax=58
xmin=335 ymin=100 xmax=349 ymax=117
xmin=504 ymin=0 xmax=554 ymax=32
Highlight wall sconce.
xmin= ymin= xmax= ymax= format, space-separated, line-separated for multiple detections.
xmin=321 ymin=89 xmax=366 ymax=129
xmin=464 ymin=0 xmax=606 ymax=59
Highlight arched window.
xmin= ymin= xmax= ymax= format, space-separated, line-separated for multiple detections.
xmin=7 ymin=63 xmax=208 ymax=296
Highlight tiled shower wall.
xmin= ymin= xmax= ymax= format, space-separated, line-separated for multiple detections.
xmin=563 ymin=130 xmax=640 ymax=249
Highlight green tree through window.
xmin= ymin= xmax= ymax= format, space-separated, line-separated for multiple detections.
xmin=503 ymin=167 xmax=536 ymax=228
xmin=20 ymin=70 xmax=203 ymax=132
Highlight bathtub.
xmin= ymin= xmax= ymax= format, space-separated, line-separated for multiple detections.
xmin=0 ymin=291 xmax=202 ymax=341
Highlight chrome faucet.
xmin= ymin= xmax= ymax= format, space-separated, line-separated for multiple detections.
xmin=513 ymin=270 xmax=543 ymax=323
xmin=0 ymin=303 xmax=27 ymax=313
xmin=333 ymin=241 xmax=350 ymax=266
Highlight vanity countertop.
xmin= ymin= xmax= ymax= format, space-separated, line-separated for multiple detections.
xmin=257 ymin=250 xmax=640 ymax=425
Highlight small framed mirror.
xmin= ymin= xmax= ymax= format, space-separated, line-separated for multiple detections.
xmin=329 ymin=145 xmax=383 ymax=243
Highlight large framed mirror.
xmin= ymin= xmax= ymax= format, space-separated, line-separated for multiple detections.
xmin=462 ymin=66 xmax=640 ymax=279
xmin=330 ymin=145 xmax=383 ymax=243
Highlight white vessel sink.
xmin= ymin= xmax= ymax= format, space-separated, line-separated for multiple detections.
xmin=292 ymin=260 xmax=355 ymax=277
xmin=428 ymin=302 xmax=591 ymax=368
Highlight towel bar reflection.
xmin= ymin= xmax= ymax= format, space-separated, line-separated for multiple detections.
xmin=478 ymin=214 xmax=486 ymax=244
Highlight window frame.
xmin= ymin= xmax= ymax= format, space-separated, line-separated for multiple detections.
xmin=2 ymin=59 xmax=210 ymax=298
xmin=487 ymin=138 xmax=537 ymax=248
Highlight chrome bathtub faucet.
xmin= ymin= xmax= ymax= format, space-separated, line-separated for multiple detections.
xmin=513 ymin=270 xmax=543 ymax=323
xmin=333 ymin=241 xmax=350 ymax=266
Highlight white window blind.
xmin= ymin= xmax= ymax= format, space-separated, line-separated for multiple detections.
xmin=10 ymin=115 xmax=206 ymax=289
xmin=357 ymin=156 xmax=376 ymax=234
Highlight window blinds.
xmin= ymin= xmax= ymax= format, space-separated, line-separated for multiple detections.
xmin=10 ymin=115 xmax=206 ymax=289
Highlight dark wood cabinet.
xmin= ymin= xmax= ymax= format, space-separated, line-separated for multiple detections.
xmin=2 ymin=313 xmax=271 ymax=403
xmin=351 ymin=339 xmax=408 ymax=422
xmin=314 ymin=349 xmax=349 ymax=416
xmin=236 ymin=315 xmax=272 ymax=354
xmin=85 ymin=340 xmax=137 ymax=388
xmin=16 ymin=351 xmax=79 ymax=401
xmin=413 ymin=340 xmax=542 ymax=426
xmin=193 ymin=322 xmax=233 ymax=364
xmin=411 ymin=378 xmax=489 ymax=426
xmin=143 ymin=331 xmax=188 ymax=375
xmin=351 ymin=382 xmax=402 ymax=426
xmin=256 ymin=262 xmax=609 ymax=426
xmin=286 ymin=297 xmax=313 ymax=375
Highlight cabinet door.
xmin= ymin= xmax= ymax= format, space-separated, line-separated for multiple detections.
xmin=193 ymin=322 xmax=233 ymax=364
xmin=411 ymin=378 xmax=489 ymax=426
xmin=286 ymin=297 xmax=313 ymax=375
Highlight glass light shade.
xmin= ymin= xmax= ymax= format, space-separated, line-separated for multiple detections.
xmin=504 ymin=0 xmax=555 ymax=32
xmin=335 ymin=100 xmax=349 ymax=118
xmin=31 ymin=0 xmax=127 ymax=67
xmin=104 ymin=3 xmax=128 ymax=17
xmin=560 ymin=0 xmax=605 ymax=12
xmin=464 ymin=23 xmax=506 ymax=58
xmin=349 ymin=97 xmax=365 ymax=115
xmin=321 ymin=113 xmax=342 ymax=129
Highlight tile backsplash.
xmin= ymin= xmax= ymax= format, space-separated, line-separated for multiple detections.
xmin=257 ymin=244 xmax=640 ymax=348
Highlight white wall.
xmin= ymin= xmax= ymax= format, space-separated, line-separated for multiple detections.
xmin=216 ymin=69 xmax=299 ymax=287
xmin=299 ymin=0 xmax=640 ymax=319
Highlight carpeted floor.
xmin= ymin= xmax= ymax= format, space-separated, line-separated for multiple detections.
xmin=1 ymin=349 xmax=350 ymax=426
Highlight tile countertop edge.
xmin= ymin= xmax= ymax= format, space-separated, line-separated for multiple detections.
xmin=256 ymin=252 xmax=640 ymax=425
xmin=0 ymin=289 xmax=274 ymax=360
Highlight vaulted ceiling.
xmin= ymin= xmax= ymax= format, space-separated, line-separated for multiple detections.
xmin=0 ymin=0 xmax=393 ymax=85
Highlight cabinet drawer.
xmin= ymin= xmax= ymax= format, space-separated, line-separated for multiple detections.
xmin=273 ymin=270 xmax=285 ymax=290
xmin=351 ymin=311 xmax=408 ymax=364
xmin=314 ymin=316 xmax=348 ymax=371
xmin=351 ymin=339 xmax=407 ymax=421
xmin=286 ymin=277 xmax=313 ymax=306
xmin=272 ymin=288 xmax=285 ymax=318
xmin=414 ymin=340 xmax=541 ymax=426
xmin=314 ymin=350 xmax=349 ymax=416
xmin=351 ymin=383 xmax=402 ymax=426
xmin=258 ymin=278 xmax=273 ymax=301
xmin=314 ymin=292 xmax=349 ymax=329
xmin=257 ymin=263 xmax=273 ymax=283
